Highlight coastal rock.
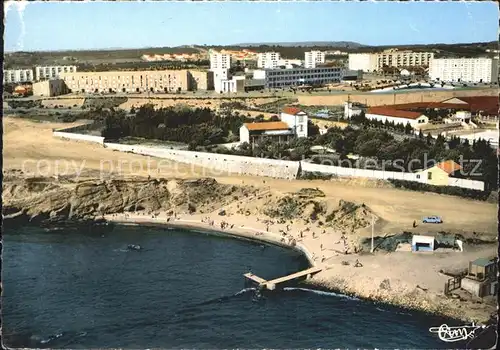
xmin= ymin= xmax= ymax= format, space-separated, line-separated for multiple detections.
xmin=2 ymin=177 xmax=255 ymax=225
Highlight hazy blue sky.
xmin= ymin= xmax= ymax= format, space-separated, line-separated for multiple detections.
xmin=4 ymin=0 xmax=499 ymax=52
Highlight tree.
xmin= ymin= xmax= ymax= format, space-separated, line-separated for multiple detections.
xmin=418 ymin=129 xmax=424 ymax=139
xmin=404 ymin=122 xmax=413 ymax=134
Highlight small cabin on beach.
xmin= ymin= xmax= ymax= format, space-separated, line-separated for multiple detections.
xmin=411 ymin=235 xmax=435 ymax=252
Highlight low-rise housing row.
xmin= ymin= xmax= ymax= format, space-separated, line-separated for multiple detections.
xmin=141 ymin=53 xmax=203 ymax=62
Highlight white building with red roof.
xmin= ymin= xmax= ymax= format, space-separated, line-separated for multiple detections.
xmin=366 ymin=106 xmax=429 ymax=128
xmin=239 ymin=107 xmax=309 ymax=145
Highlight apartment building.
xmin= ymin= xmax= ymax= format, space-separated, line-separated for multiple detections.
xmin=32 ymin=79 xmax=68 ymax=97
xmin=304 ymin=51 xmax=326 ymax=68
xmin=59 ymin=70 xmax=191 ymax=93
xmin=254 ymin=67 xmax=344 ymax=89
xmin=210 ymin=53 xmax=232 ymax=71
xmin=3 ymin=69 xmax=34 ymax=84
xmin=347 ymin=53 xmax=378 ymax=72
xmin=35 ymin=66 xmax=77 ymax=81
xmin=377 ymin=50 xmax=434 ymax=69
xmin=257 ymin=52 xmax=281 ymax=69
xmin=188 ymin=70 xmax=214 ymax=90
xmin=430 ymin=58 xmax=499 ymax=83
xmin=348 ymin=50 xmax=434 ymax=72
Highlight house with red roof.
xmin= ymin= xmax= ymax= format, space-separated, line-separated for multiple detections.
xmin=239 ymin=107 xmax=308 ymax=146
xmin=440 ymin=96 xmax=499 ymax=121
xmin=415 ymin=160 xmax=462 ymax=186
xmin=366 ymin=106 xmax=429 ymax=128
xmin=280 ymin=107 xmax=309 ymax=138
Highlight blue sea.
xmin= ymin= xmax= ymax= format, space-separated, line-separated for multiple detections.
xmin=2 ymin=224 xmax=473 ymax=348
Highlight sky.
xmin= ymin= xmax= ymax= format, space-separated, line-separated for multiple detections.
xmin=4 ymin=0 xmax=499 ymax=52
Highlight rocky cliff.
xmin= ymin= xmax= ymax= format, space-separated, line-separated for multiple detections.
xmin=2 ymin=176 xmax=257 ymax=226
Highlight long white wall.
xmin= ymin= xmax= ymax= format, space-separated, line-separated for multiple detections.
xmin=447 ymin=178 xmax=485 ymax=191
xmin=300 ymin=162 xmax=420 ymax=182
xmin=50 ymin=129 xmax=485 ymax=190
xmin=53 ymin=131 xmax=105 ymax=145
xmin=104 ymin=142 xmax=300 ymax=180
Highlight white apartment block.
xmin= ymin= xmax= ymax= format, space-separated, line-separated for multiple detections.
xmin=257 ymin=52 xmax=281 ymax=69
xmin=348 ymin=50 xmax=434 ymax=72
xmin=35 ymin=66 xmax=77 ymax=81
xmin=3 ymin=69 xmax=34 ymax=84
xmin=209 ymin=53 xmax=232 ymax=71
xmin=348 ymin=53 xmax=378 ymax=72
xmin=430 ymin=58 xmax=499 ymax=83
xmin=304 ymin=51 xmax=325 ymax=69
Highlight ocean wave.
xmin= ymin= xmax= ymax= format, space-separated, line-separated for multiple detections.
xmin=376 ymin=306 xmax=412 ymax=316
xmin=234 ymin=287 xmax=256 ymax=296
xmin=283 ymin=287 xmax=360 ymax=301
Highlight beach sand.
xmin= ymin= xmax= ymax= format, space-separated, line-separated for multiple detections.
xmin=104 ymin=206 xmax=497 ymax=324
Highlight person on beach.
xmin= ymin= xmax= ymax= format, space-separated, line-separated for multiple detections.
xmin=320 ymin=244 xmax=323 ymax=251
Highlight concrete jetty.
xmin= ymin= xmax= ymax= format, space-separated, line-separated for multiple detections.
xmin=244 ymin=266 xmax=323 ymax=290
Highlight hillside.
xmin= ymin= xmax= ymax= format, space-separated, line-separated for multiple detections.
xmin=4 ymin=41 xmax=497 ymax=68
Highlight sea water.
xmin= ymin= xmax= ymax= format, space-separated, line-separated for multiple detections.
xmin=2 ymin=224 xmax=466 ymax=348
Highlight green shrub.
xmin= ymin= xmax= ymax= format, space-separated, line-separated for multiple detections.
xmin=388 ymin=179 xmax=490 ymax=200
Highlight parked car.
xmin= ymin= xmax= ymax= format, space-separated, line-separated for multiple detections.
xmin=423 ymin=216 xmax=443 ymax=224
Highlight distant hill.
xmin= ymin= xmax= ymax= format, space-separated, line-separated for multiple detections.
xmin=234 ymin=41 xmax=365 ymax=48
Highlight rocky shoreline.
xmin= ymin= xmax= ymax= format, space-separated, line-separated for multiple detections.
xmin=2 ymin=175 xmax=496 ymax=325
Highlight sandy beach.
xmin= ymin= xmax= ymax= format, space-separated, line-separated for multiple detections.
xmin=104 ymin=206 xmax=497 ymax=324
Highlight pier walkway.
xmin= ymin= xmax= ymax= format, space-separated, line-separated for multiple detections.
xmin=244 ymin=266 xmax=323 ymax=290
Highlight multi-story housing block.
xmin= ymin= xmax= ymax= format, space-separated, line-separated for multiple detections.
xmin=257 ymin=52 xmax=281 ymax=69
xmin=377 ymin=50 xmax=434 ymax=69
xmin=348 ymin=50 xmax=434 ymax=72
xmin=430 ymin=58 xmax=499 ymax=83
xmin=254 ymin=67 xmax=344 ymax=89
xmin=59 ymin=70 xmax=193 ymax=93
xmin=3 ymin=69 xmax=34 ymax=84
xmin=35 ymin=66 xmax=77 ymax=81
xmin=304 ymin=51 xmax=325 ymax=68
xmin=209 ymin=52 xmax=232 ymax=71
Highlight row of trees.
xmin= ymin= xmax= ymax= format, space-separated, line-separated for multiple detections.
xmin=102 ymin=104 xmax=249 ymax=147
xmin=101 ymin=105 xmax=497 ymax=191
xmin=222 ymin=123 xmax=497 ymax=191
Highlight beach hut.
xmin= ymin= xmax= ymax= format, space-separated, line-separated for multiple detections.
xmin=411 ymin=235 xmax=435 ymax=252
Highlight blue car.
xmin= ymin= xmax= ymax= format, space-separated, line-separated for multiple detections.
xmin=422 ymin=216 xmax=443 ymax=224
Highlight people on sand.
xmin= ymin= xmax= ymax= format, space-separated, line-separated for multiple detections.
xmin=413 ymin=220 xmax=417 ymax=228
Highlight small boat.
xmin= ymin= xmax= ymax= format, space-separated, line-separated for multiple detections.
xmin=127 ymin=244 xmax=142 ymax=251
